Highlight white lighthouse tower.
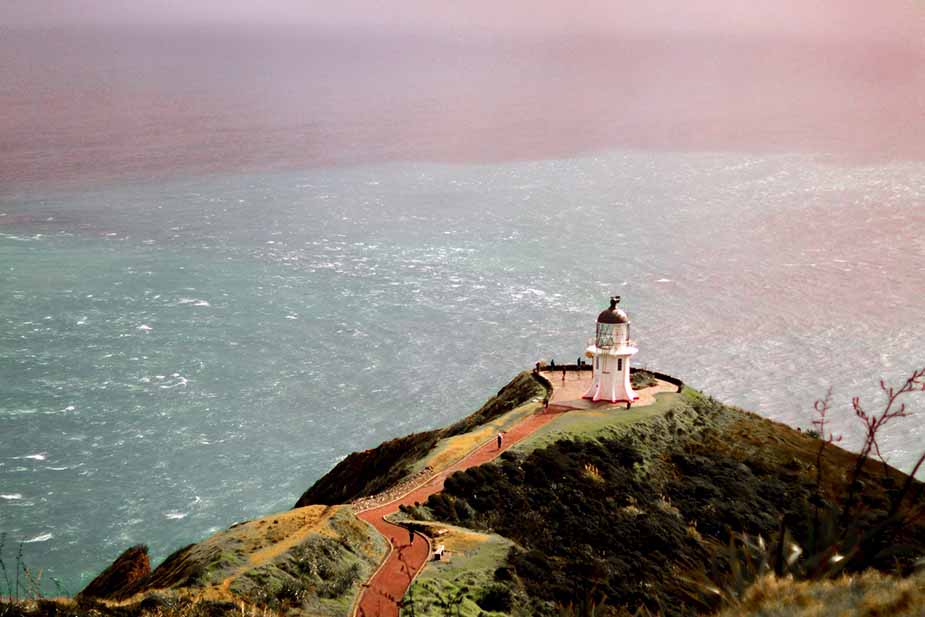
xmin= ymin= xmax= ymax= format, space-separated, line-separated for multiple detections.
xmin=583 ymin=296 xmax=639 ymax=404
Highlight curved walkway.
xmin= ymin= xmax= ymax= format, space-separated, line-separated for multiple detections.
xmin=354 ymin=371 xmax=673 ymax=616
xmin=354 ymin=403 xmax=569 ymax=616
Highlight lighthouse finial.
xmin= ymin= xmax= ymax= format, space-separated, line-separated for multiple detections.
xmin=610 ymin=296 xmax=621 ymax=309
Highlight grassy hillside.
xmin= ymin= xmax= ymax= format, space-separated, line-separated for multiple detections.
xmin=6 ymin=371 xmax=922 ymax=617
xmin=8 ymin=506 xmax=387 ymax=617
xmin=408 ymin=388 xmax=925 ymax=616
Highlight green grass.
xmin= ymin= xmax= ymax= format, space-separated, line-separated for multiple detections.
xmin=511 ymin=391 xmax=682 ymax=454
xmin=404 ymin=525 xmax=514 ymax=617
xmin=401 ymin=390 xmax=689 ymax=616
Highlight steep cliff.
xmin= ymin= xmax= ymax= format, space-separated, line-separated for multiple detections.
xmin=294 ymin=371 xmax=547 ymax=507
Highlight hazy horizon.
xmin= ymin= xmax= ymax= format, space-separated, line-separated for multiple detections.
xmin=3 ymin=14 xmax=924 ymax=198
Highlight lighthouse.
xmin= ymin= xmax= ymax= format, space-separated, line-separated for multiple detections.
xmin=583 ymin=296 xmax=639 ymax=404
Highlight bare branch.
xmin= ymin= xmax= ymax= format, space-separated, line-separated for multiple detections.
xmin=840 ymin=367 xmax=925 ymax=524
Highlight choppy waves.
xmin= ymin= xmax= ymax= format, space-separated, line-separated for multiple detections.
xmin=1 ymin=150 xmax=922 ymax=594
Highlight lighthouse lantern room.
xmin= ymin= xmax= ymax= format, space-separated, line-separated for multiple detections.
xmin=583 ymin=296 xmax=639 ymax=404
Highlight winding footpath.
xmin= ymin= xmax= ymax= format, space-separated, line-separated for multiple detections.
xmin=353 ymin=372 xmax=598 ymax=617
xmin=354 ymin=405 xmax=570 ymax=616
xmin=353 ymin=371 xmax=680 ymax=616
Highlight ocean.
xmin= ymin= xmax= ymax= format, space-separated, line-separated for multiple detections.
xmin=0 ymin=25 xmax=923 ymax=593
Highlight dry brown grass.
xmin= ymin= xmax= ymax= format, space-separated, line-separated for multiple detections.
xmin=416 ymin=524 xmax=490 ymax=555
xmin=583 ymin=462 xmax=604 ymax=483
xmin=412 ymin=402 xmax=540 ymax=476
xmin=719 ymin=569 xmax=925 ymax=617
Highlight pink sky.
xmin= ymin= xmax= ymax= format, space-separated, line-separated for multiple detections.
xmin=4 ymin=0 xmax=924 ymax=43
xmin=2 ymin=0 xmax=923 ymax=194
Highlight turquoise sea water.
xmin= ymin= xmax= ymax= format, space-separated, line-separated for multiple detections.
xmin=2 ymin=151 xmax=923 ymax=591
xmin=1 ymin=24 xmax=924 ymax=594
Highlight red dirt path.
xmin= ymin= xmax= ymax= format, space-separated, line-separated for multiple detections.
xmin=354 ymin=404 xmax=569 ymax=617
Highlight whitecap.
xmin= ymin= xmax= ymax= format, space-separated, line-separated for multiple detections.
xmin=137 ymin=324 xmax=152 ymax=331
xmin=63 ymin=405 xmax=76 ymax=412
xmin=164 ymin=511 xmax=187 ymax=520
xmin=285 ymin=314 xmax=298 ymax=320
xmin=6 ymin=408 xmax=37 ymax=416
xmin=1 ymin=494 xmax=23 ymax=500
xmin=656 ymin=278 xmax=673 ymax=283
xmin=193 ymin=300 xmax=210 ymax=307
xmin=159 ymin=376 xmax=188 ymax=389
xmin=45 ymin=466 xmax=69 ymax=471
xmin=23 ymin=453 xmax=47 ymax=461
xmin=24 ymin=533 xmax=53 ymax=543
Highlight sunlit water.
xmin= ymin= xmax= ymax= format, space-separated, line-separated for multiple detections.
xmin=1 ymin=25 xmax=924 ymax=595
xmin=1 ymin=151 xmax=923 ymax=592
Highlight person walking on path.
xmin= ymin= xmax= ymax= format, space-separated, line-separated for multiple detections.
xmin=407 ymin=526 xmax=414 ymax=547
xmin=562 ymin=368 xmax=567 ymax=383
xmin=543 ymin=395 xmax=550 ymax=411
xmin=497 ymin=432 xmax=503 ymax=450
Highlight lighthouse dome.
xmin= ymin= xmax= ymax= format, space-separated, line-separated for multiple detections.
xmin=597 ymin=307 xmax=628 ymax=324
xmin=597 ymin=296 xmax=629 ymax=324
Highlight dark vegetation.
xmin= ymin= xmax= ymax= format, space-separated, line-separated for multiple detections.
xmin=5 ymin=369 xmax=922 ymax=617
xmin=0 ymin=597 xmax=232 ymax=617
xmin=630 ymin=369 xmax=658 ymax=390
xmin=295 ymin=372 xmax=547 ymax=506
xmin=424 ymin=384 xmax=925 ymax=616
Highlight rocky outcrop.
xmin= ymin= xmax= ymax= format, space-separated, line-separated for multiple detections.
xmin=77 ymin=545 xmax=150 ymax=601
